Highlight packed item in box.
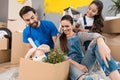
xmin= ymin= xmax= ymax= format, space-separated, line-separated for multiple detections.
xmin=19 ymin=46 xmax=69 ymax=80
xmin=0 ymin=28 xmax=12 ymax=50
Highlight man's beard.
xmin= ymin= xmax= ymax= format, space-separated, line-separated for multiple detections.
xmin=29 ymin=21 xmax=38 ymax=28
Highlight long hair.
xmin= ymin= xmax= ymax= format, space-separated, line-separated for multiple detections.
xmin=90 ymin=0 xmax=104 ymax=33
xmin=59 ymin=15 xmax=73 ymax=52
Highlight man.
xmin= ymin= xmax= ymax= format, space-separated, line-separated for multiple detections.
xmin=19 ymin=6 xmax=58 ymax=50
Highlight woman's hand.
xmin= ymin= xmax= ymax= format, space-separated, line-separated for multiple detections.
xmin=69 ymin=59 xmax=88 ymax=72
xmin=77 ymin=64 xmax=88 ymax=72
xmin=97 ymin=37 xmax=111 ymax=68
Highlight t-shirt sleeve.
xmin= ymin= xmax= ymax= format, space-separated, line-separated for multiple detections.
xmin=23 ymin=28 xmax=29 ymax=43
xmin=76 ymin=17 xmax=84 ymax=28
xmin=56 ymin=35 xmax=60 ymax=48
xmin=49 ymin=21 xmax=58 ymax=36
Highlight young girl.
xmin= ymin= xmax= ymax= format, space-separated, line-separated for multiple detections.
xmin=76 ymin=0 xmax=120 ymax=70
xmin=57 ymin=15 xmax=120 ymax=80
xmin=75 ymin=0 xmax=104 ymax=33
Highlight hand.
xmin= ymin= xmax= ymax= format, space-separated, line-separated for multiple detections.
xmin=37 ymin=44 xmax=50 ymax=53
xmin=69 ymin=59 xmax=88 ymax=72
xmin=99 ymin=44 xmax=111 ymax=68
xmin=77 ymin=64 xmax=88 ymax=73
xmin=97 ymin=38 xmax=111 ymax=68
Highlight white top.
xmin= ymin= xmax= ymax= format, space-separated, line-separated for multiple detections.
xmin=77 ymin=16 xmax=94 ymax=28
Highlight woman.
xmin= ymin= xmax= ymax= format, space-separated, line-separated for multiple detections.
xmin=57 ymin=15 xmax=120 ymax=80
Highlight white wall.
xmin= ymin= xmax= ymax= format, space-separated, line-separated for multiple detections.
xmin=0 ymin=0 xmax=116 ymax=24
xmin=32 ymin=0 xmax=116 ymax=28
xmin=0 ymin=0 xmax=8 ymax=22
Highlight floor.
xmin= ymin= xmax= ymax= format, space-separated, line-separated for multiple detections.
xmin=0 ymin=61 xmax=18 ymax=73
xmin=0 ymin=61 xmax=110 ymax=80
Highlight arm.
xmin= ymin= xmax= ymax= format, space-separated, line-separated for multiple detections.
xmin=23 ymin=28 xmax=32 ymax=51
xmin=78 ymin=32 xmax=103 ymax=43
xmin=74 ymin=23 xmax=90 ymax=32
xmin=97 ymin=37 xmax=111 ymax=67
xmin=68 ymin=59 xmax=88 ymax=72
xmin=76 ymin=17 xmax=90 ymax=32
xmin=74 ymin=25 xmax=89 ymax=33
xmin=79 ymin=28 xmax=90 ymax=32
xmin=49 ymin=21 xmax=58 ymax=48
xmin=64 ymin=55 xmax=88 ymax=73
xmin=52 ymin=35 xmax=58 ymax=48
xmin=78 ymin=32 xmax=110 ymax=67
xmin=24 ymin=43 xmax=32 ymax=51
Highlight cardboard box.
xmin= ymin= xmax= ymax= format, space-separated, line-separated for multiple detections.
xmin=0 ymin=22 xmax=7 ymax=28
xmin=0 ymin=38 xmax=9 ymax=50
xmin=7 ymin=19 xmax=26 ymax=32
xmin=0 ymin=49 xmax=11 ymax=64
xmin=8 ymin=0 xmax=32 ymax=19
xmin=108 ymin=44 xmax=120 ymax=61
xmin=103 ymin=18 xmax=120 ymax=33
xmin=19 ymin=58 xmax=69 ymax=80
xmin=11 ymin=32 xmax=27 ymax=64
xmin=105 ymin=34 xmax=120 ymax=61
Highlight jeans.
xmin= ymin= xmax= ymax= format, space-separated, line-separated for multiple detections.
xmin=67 ymin=33 xmax=118 ymax=80
xmin=69 ymin=43 xmax=118 ymax=80
xmin=69 ymin=64 xmax=93 ymax=80
xmin=81 ymin=43 xmax=118 ymax=75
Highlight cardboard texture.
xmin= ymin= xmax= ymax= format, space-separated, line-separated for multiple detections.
xmin=0 ymin=50 xmax=11 ymax=64
xmin=0 ymin=38 xmax=9 ymax=50
xmin=11 ymin=32 xmax=27 ymax=64
xmin=19 ymin=58 xmax=69 ymax=80
xmin=103 ymin=18 xmax=120 ymax=33
xmin=104 ymin=34 xmax=120 ymax=61
xmin=0 ymin=22 xmax=7 ymax=28
xmin=7 ymin=19 xmax=26 ymax=32
xmin=8 ymin=0 xmax=32 ymax=19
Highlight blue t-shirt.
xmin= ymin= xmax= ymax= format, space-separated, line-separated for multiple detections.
xmin=23 ymin=20 xmax=58 ymax=49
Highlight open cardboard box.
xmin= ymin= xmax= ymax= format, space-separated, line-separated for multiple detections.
xmin=0 ymin=49 xmax=11 ymax=63
xmin=108 ymin=44 xmax=120 ymax=61
xmin=11 ymin=32 xmax=27 ymax=64
xmin=107 ymin=37 xmax=120 ymax=61
xmin=104 ymin=34 xmax=120 ymax=61
xmin=0 ymin=38 xmax=9 ymax=50
xmin=103 ymin=18 xmax=120 ymax=33
xmin=7 ymin=19 xmax=26 ymax=32
xmin=19 ymin=58 xmax=69 ymax=80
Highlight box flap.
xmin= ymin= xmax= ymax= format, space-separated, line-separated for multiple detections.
xmin=19 ymin=58 xmax=69 ymax=80
xmin=0 ymin=38 xmax=9 ymax=50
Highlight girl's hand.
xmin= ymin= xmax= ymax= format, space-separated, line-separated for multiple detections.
xmin=97 ymin=38 xmax=111 ymax=68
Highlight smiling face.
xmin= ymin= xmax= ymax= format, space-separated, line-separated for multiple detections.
xmin=86 ymin=3 xmax=98 ymax=18
xmin=61 ymin=20 xmax=73 ymax=36
xmin=22 ymin=11 xmax=39 ymax=28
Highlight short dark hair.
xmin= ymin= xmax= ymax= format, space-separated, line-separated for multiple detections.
xmin=19 ymin=6 xmax=36 ymax=18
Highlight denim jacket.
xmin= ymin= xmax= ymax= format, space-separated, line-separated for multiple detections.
xmin=56 ymin=32 xmax=104 ymax=63
xmin=67 ymin=33 xmax=84 ymax=63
